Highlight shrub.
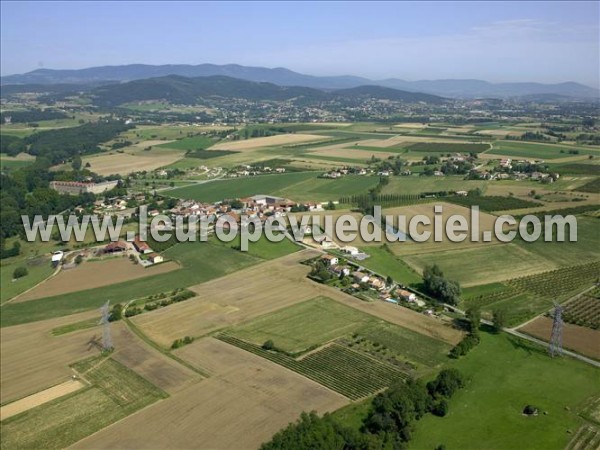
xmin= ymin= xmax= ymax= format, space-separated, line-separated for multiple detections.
xmin=449 ymin=333 xmax=480 ymax=359
xmin=431 ymin=399 xmax=449 ymax=417
xmin=262 ymin=339 xmax=276 ymax=350
xmin=523 ymin=405 xmax=538 ymax=415
xmin=109 ymin=303 xmax=123 ymax=321
xmin=13 ymin=266 xmax=28 ymax=279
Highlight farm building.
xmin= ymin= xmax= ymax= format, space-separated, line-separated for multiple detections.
xmin=147 ymin=253 xmax=164 ymax=264
xmin=51 ymin=251 xmax=64 ymax=266
xmin=104 ymin=241 xmax=128 ymax=253
xmin=133 ymin=236 xmax=152 ymax=254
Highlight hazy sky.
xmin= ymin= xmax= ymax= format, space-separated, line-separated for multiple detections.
xmin=1 ymin=1 xmax=599 ymax=86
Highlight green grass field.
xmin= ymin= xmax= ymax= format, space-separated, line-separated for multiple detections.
xmin=226 ymin=296 xmax=451 ymax=371
xmin=514 ymin=216 xmax=600 ymax=267
xmin=156 ymin=135 xmax=216 ymax=150
xmin=219 ymin=234 xmax=301 ymax=260
xmin=0 ymin=240 xmax=260 ymax=327
xmin=51 ymin=318 xmax=99 ymax=336
xmin=407 ymin=142 xmax=491 ymax=153
xmin=0 ymin=356 xmax=167 ymax=450
xmin=404 ymin=243 xmax=555 ymax=287
xmin=0 ymin=154 xmax=34 ymax=171
xmin=491 ymin=141 xmax=600 ymax=159
xmin=227 ymin=296 xmax=374 ymax=354
xmin=357 ymin=245 xmax=422 ymax=286
xmin=381 ymin=176 xmax=488 ymax=196
xmin=0 ymin=256 xmax=55 ymax=304
xmin=410 ymin=332 xmax=600 ymax=450
xmin=167 ymin=172 xmax=380 ymax=202
xmin=548 ymin=162 xmax=600 ymax=176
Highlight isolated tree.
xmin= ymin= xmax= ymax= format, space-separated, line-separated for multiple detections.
xmin=492 ymin=309 xmax=507 ymax=332
xmin=109 ymin=303 xmax=123 ymax=322
xmin=466 ymin=306 xmax=481 ymax=334
xmin=262 ymin=340 xmax=275 ymax=351
xmin=13 ymin=266 xmax=28 ymax=279
xmin=71 ymin=155 xmax=82 ymax=171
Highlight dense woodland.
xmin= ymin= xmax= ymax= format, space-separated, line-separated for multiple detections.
xmin=0 ymin=108 xmax=69 ymax=124
xmin=24 ymin=120 xmax=133 ymax=164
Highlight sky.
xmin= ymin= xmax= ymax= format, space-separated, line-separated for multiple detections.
xmin=1 ymin=1 xmax=599 ymax=86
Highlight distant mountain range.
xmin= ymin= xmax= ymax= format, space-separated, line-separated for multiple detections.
xmin=90 ymin=75 xmax=445 ymax=106
xmin=2 ymin=63 xmax=598 ymax=99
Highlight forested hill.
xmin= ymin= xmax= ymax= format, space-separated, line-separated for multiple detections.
xmin=89 ymin=75 xmax=446 ymax=107
xmin=335 ymin=85 xmax=444 ymax=103
xmin=91 ymin=75 xmax=328 ymax=106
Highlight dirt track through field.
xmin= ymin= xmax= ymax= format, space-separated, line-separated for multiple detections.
xmin=0 ymin=379 xmax=85 ymax=420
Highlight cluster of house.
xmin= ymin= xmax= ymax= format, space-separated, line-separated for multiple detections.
xmin=226 ymin=164 xmax=286 ymax=178
xmin=321 ymin=166 xmax=369 ymax=179
xmin=102 ymin=236 xmax=164 ymax=266
xmin=318 ymin=254 xmax=428 ymax=308
xmin=167 ymin=195 xmax=338 ymax=225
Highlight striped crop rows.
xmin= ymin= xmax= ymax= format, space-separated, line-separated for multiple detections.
xmin=217 ymin=335 xmax=407 ymax=400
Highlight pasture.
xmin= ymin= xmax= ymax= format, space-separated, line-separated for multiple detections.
xmin=0 ymin=152 xmax=35 ymax=171
xmin=72 ymin=337 xmax=348 ymax=450
xmin=0 ymin=255 xmax=55 ymax=304
xmin=410 ymin=332 xmax=600 ymax=450
xmin=357 ymin=244 xmax=422 ymax=286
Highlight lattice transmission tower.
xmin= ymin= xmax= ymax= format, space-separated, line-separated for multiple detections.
xmin=548 ymin=302 xmax=563 ymax=357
